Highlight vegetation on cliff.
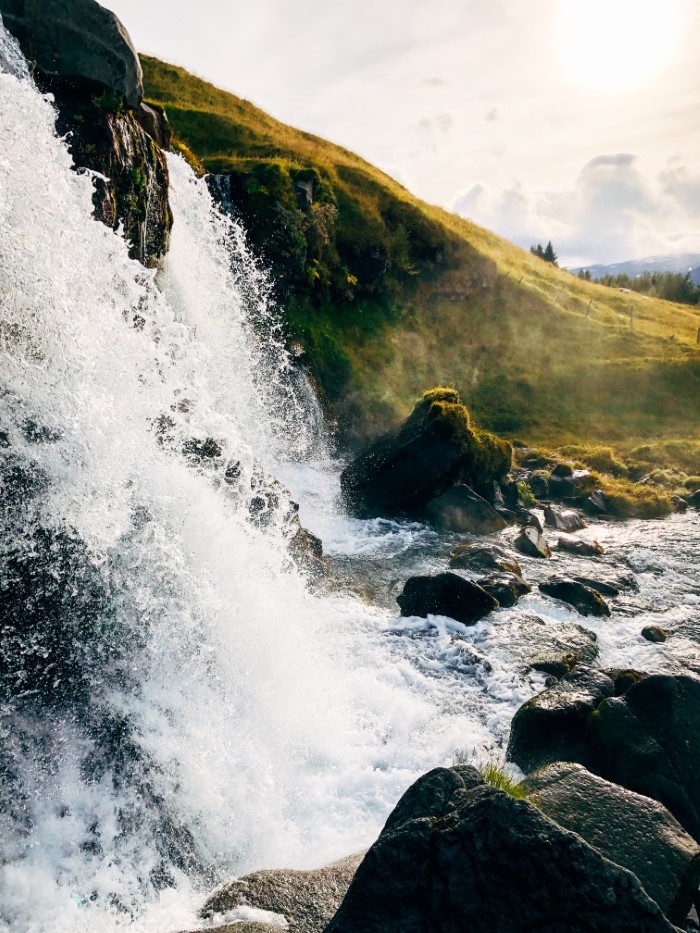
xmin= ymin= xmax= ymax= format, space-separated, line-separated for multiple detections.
xmin=141 ymin=56 xmax=700 ymax=460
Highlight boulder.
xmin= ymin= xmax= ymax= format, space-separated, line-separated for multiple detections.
xmin=200 ymin=854 xmax=364 ymax=933
xmin=515 ymin=507 xmax=544 ymax=531
xmin=551 ymin=462 xmax=575 ymax=478
xmin=540 ymin=577 xmax=611 ymax=617
xmin=549 ymin=469 xmax=594 ymax=500
xmin=326 ymin=768 xmax=678 ymax=933
xmin=340 ymin=389 xmax=511 ymax=518
xmin=671 ymin=495 xmax=688 ymax=513
xmin=688 ymin=490 xmax=700 ymax=509
xmin=478 ymin=572 xmax=531 ymax=607
xmin=642 ymin=625 xmax=668 ymax=643
xmin=528 ymin=470 xmax=550 ymax=499
xmin=522 ymin=762 xmax=700 ymax=925
xmin=134 ymin=101 xmax=172 ymax=150
xmin=572 ymin=572 xmax=638 ymax=597
xmin=514 ymin=525 xmax=552 ymax=559
xmin=424 ymin=484 xmax=507 ymax=535
xmin=1 ymin=0 xmax=143 ymax=107
xmin=449 ymin=543 xmax=522 ymax=576
xmin=557 ymin=534 xmax=605 ymax=557
xmin=584 ymin=489 xmax=614 ymax=516
xmin=475 ymin=613 xmax=598 ymax=679
xmin=544 ymin=504 xmax=588 ymax=532
xmin=396 ymin=572 xmax=498 ymax=625
xmin=508 ymin=672 xmax=700 ymax=843
xmin=507 ymin=666 xmax=616 ymax=774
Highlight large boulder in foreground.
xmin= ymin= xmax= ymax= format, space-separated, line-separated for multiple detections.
xmin=1 ymin=0 xmax=143 ymax=106
xmin=522 ymin=762 xmax=700 ymax=925
xmin=424 ymin=484 xmax=507 ymax=534
xmin=325 ymin=767 xmax=677 ymax=933
xmin=340 ymin=389 xmax=511 ymax=518
xmin=200 ymin=854 xmax=363 ymax=932
xmin=397 ymin=572 xmax=498 ymax=625
xmin=508 ymin=672 xmax=700 ymax=843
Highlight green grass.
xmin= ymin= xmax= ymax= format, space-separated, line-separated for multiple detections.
xmin=481 ymin=763 xmax=528 ymax=800
xmin=141 ymin=56 xmax=700 ymax=454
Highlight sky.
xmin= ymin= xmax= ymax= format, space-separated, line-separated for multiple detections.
xmin=103 ymin=0 xmax=700 ymax=267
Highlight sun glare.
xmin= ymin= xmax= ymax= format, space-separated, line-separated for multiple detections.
xmin=557 ymin=0 xmax=681 ymax=91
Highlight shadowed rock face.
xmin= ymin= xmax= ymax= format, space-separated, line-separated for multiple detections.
xmin=397 ymin=572 xmax=499 ymax=625
xmin=200 ymin=854 xmax=365 ymax=933
xmin=1 ymin=0 xmax=172 ymax=265
xmin=325 ymin=767 xmax=678 ymax=933
xmin=522 ymin=762 xmax=700 ymax=925
xmin=1 ymin=0 xmax=143 ymax=106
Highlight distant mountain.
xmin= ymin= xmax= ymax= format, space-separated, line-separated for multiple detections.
xmin=570 ymin=253 xmax=700 ymax=283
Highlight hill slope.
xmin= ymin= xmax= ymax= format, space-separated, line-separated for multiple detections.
xmin=142 ymin=56 xmax=700 ymax=454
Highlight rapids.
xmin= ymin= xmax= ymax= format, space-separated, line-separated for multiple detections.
xmin=1 ymin=18 xmax=699 ymax=933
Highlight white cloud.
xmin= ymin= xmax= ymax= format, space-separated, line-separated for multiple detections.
xmin=454 ymin=154 xmax=700 ymax=265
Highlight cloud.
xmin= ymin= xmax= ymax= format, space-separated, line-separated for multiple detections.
xmin=485 ymin=106 xmax=500 ymax=123
xmin=421 ymin=76 xmax=447 ymax=87
xmin=453 ymin=154 xmax=700 ymax=265
xmin=418 ymin=112 xmax=454 ymax=134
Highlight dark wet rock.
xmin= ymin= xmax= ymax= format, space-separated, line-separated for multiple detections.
xmin=326 ymin=768 xmax=677 ymax=933
xmin=514 ymin=525 xmax=552 ymax=559
xmin=557 ymin=534 xmax=605 ymax=557
xmin=540 ymin=576 xmax=611 ymax=617
xmin=606 ymin=669 xmax=648 ymax=696
xmin=340 ymin=389 xmax=511 ymax=519
xmin=574 ymin=572 xmax=638 ymax=596
xmin=449 ymin=543 xmax=521 ymax=575
xmin=382 ymin=764 xmax=484 ymax=834
xmin=587 ymin=674 xmax=700 ymax=842
xmin=507 ymin=666 xmax=616 ymax=774
xmin=397 ymin=572 xmax=498 ymax=624
xmin=134 ymin=101 xmax=172 ymax=150
xmin=522 ymin=761 xmax=700 ymax=925
xmin=509 ymin=672 xmax=700 ymax=843
xmin=643 ymin=625 xmax=669 ymax=643
xmin=515 ymin=506 xmax=544 ymax=531
xmin=544 ymin=503 xmax=588 ymax=532
xmin=584 ymin=489 xmax=614 ymax=516
xmin=478 ymin=572 xmax=531 ymax=608
xmin=549 ymin=469 xmax=595 ymax=501
xmin=688 ymin=490 xmax=700 ymax=509
xmin=424 ymin=484 xmax=507 ymax=535
xmin=551 ymin=462 xmax=575 ymax=478
xmin=528 ymin=469 xmax=550 ymax=499
xmin=494 ymin=504 xmax=517 ymax=524
xmin=200 ymin=853 xmax=364 ymax=932
xmin=183 ymin=436 xmax=224 ymax=464
xmin=288 ymin=526 xmax=325 ymax=578
xmin=1 ymin=0 xmax=144 ymax=106
xmin=671 ymin=495 xmax=689 ymax=513
xmin=476 ymin=613 xmax=598 ymax=678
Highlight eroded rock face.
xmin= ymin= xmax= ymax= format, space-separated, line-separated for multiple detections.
xmin=200 ymin=854 xmax=364 ymax=933
xmin=326 ymin=768 xmax=677 ymax=933
xmin=1 ymin=0 xmax=143 ymax=106
xmin=397 ymin=572 xmax=499 ymax=625
xmin=2 ymin=0 xmax=172 ymax=265
xmin=522 ymin=762 xmax=700 ymax=925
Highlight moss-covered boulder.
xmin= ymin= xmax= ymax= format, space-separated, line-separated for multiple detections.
xmin=340 ymin=388 xmax=512 ymax=518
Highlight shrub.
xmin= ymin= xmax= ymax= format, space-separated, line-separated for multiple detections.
xmin=481 ymin=763 xmax=527 ymax=799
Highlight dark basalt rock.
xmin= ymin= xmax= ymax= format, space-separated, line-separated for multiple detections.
xmin=544 ymin=503 xmax=587 ymax=532
xmin=424 ymin=484 xmax=507 ymax=535
xmin=522 ymin=762 xmax=700 ymax=925
xmin=478 ymin=571 xmax=531 ymax=607
xmin=508 ymin=672 xmax=700 ymax=843
xmin=200 ymin=853 xmax=364 ymax=932
xmin=540 ymin=576 xmax=611 ymax=617
xmin=557 ymin=534 xmax=605 ymax=557
xmin=642 ymin=625 xmax=669 ymax=643
xmin=134 ymin=101 xmax=172 ymax=150
xmin=572 ymin=572 xmax=638 ymax=597
xmin=397 ymin=572 xmax=498 ymax=625
xmin=449 ymin=542 xmax=521 ymax=575
xmin=340 ymin=389 xmax=511 ymax=519
xmin=584 ymin=488 xmax=614 ymax=516
xmin=1 ymin=0 xmax=144 ymax=107
xmin=549 ymin=469 xmax=594 ymax=501
xmin=688 ymin=489 xmax=700 ymax=509
xmin=671 ymin=495 xmax=688 ymax=513
xmin=507 ymin=666 xmax=616 ymax=774
xmin=326 ymin=768 xmax=677 ymax=933
xmin=514 ymin=525 xmax=552 ymax=558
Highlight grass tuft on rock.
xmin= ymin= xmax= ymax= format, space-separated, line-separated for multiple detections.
xmin=481 ymin=763 xmax=527 ymax=800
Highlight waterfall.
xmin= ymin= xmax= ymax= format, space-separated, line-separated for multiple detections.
xmin=0 ymin=19 xmax=493 ymax=933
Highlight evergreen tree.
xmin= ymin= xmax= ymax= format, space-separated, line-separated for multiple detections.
xmin=530 ymin=243 xmax=545 ymax=259
xmin=543 ymin=241 xmax=558 ymax=266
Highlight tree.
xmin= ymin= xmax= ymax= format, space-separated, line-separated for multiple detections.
xmin=530 ymin=243 xmax=545 ymax=259
xmin=543 ymin=241 xmax=558 ymax=266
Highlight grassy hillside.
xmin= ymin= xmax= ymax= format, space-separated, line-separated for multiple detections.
xmin=142 ymin=56 xmax=700 ymax=462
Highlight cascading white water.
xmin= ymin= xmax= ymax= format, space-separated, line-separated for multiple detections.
xmin=0 ymin=22 xmax=497 ymax=933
